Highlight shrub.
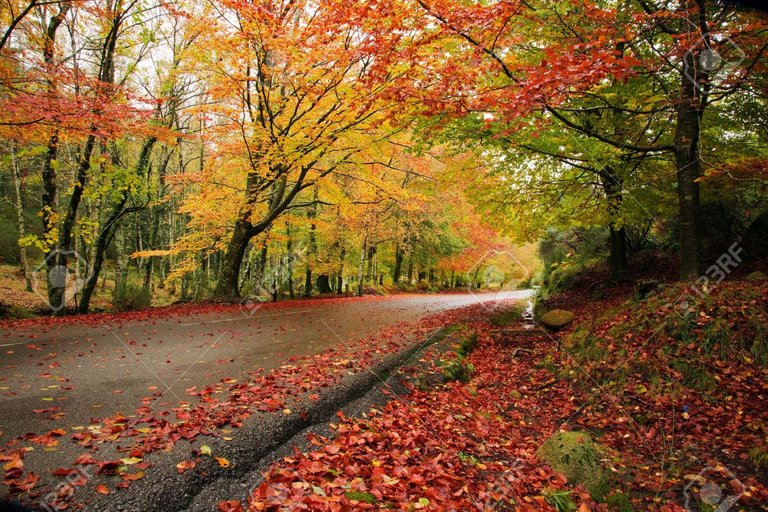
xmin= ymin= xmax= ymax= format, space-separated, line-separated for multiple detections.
xmin=112 ymin=283 xmax=151 ymax=311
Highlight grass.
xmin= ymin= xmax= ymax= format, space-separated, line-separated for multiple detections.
xmin=749 ymin=447 xmax=768 ymax=469
xmin=439 ymin=329 xmax=478 ymax=384
xmin=542 ymin=488 xmax=576 ymax=512
xmin=345 ymin=491 xmax=376 ymax=504
xmin=491 ymin=305 xmax=525 ymax=326
xmin=668 ymin=359 xmax=716 ymax=393
xmin=605 ymin=492 xmax=633 ymax=512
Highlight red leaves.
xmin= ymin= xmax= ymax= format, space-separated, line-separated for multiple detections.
xmin=8 ymin=472 xmax=38 ymax=493
xmin=217 ymin=500 xmax=244 ymax=512
xmin=29 ymin=428 xmax=67 ymax=447
xmin=2 ymin=451 xmax=38 ymax=495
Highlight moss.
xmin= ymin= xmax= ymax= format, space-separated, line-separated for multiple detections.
xmin=537 ymin=431 xmax=611 ymax=501
xmin=345 ymin=491 xmax=376 ymax=504
xmin=455 ymin=332 xmax=478 ymax=357
xmin=441 ymin=356 xmax=474 ymax=383
xmin=491 ymin=306 xmax=524 ymax=327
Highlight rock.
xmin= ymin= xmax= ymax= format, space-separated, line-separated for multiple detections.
xmin=536 ymin=431 xmax=610 ymax=500
xmin=746 ymin=271 xmax=767 ymax=281
xmin=539 ymin=309 xmax=574 ymax=330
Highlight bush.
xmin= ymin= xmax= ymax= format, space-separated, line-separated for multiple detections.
xmin=112 ymin=283 xmax=151 ymax=311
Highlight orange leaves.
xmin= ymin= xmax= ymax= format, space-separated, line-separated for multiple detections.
xmin=2 ymin=451 xmax=24 ymax=472
xmin=176 ymin=460 xmax=196 ymax=473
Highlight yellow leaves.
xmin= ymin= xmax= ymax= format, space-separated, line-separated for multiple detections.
xmin=215 ymin=457 xmax=230 ymax=468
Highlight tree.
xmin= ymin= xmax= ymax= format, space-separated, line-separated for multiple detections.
xmin=176 ymin=0 xmax=419 ymax=299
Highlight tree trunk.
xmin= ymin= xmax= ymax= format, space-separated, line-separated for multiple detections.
xmin=365 ymin=244 xmax=376 ymax=283
xmin=40 ymin=4 xmax=69 ymax=313
xmin=317 ymin=274 xmax=333 ymax=293
xmin=78 ymin=199 xmax=125 ymax=313
xmin=600 ymin=168 xmax=628 ymax=281
xmin=407 ymin=252 xmax=414 ymax=284
xmin=11 ymin=149 xmax=32 ymax=290
xmin=286 ymin=224 xmax=295 ymax=299
xmin=303 ymin=190 xmax=318 ymax=297
xmin=392 ymin=244 xmax=403 ymax=284
xmin=214 ymin=219 xmax=255 ymax=300
xmin=357 ymin=236 xmax=367 ymax=297
xmin=674 ymin=0 xmax=708 ymax=281
xmin=256 ymin=234 xmax=269 ymax=284
xmin=336 ymin=245 xmax=345 ymax=294
xmin=114 ymin=225 xmax=128 ymax=299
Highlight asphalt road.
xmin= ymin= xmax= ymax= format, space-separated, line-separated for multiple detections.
xmin=0 ymin=291 xmax=531 ymax=505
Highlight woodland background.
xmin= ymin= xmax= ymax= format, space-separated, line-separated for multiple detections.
xmin=0 ymin=0 xmax=766 ymax=316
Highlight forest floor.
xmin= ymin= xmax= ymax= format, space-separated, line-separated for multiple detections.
xmin=215 ymin=276 xmax=768 ymax=512
xmin=0 ymin=264 xmax=162 ymax=317
xmin=2 ymin=266 xmax=767 ymax=511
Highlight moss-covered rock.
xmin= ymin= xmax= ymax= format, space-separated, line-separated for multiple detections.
xmin=536 ymin=431 xmax=610 ymax=500
xmin=539 ymin=309 xmax=574 ymax=330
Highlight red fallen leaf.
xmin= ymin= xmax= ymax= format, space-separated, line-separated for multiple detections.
xmin=8 ymin=472 xmax=38 ymax=493
xmin=217 ymin=500 xmax=243 ymax=512
xmin=74 ymin=453 xmax=98 ymax=465
xmin=96 ymin=460 xmax=121 ymax=474
xmin=176 ymin=460 xmax=196 ymax=473
xmin=2 ymin=452 xmax=23 ymax=471
xmin=122 ymin=471 xmax=144 ymax=481
xmin=52 ymin=467 xmax=76 ymax=476
xmin=95 ymin=484 xmax=110 ymax=495
xmin=32 ymin=406 xmax=61 ymax=414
